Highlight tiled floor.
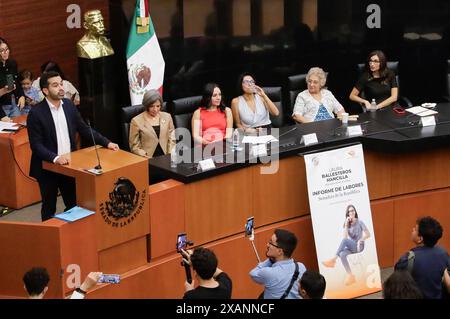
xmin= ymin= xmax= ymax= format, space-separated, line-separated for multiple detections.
xmin=1 ymin=199 xmax=392 ymax=299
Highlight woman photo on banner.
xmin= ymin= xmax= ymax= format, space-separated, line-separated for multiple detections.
xmin=322 ymin=204 xmax=371 ymax=286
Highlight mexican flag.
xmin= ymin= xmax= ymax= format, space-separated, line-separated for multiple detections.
xmin=126 ymin=0 xmax=165 ymax=105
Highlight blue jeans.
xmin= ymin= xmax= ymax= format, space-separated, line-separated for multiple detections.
xmin=2 ymin=104 xmax=21 ymax=117
xmin=335 ymin=238 xmax=364 ymax=274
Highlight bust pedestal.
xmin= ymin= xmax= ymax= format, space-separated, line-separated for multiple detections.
xmin=78 ymin=56 xmax=118 ymax=143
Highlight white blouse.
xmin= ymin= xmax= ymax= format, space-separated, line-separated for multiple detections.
xmin=292 ymin=89 xmax=343 ymax=122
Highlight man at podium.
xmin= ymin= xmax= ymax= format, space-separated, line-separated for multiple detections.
xmin=27 ymin=71 xmax=119 ymax=221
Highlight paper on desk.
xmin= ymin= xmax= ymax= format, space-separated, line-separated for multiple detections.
xmin=0 ymin=122 xmax=19 ymax=131
xmin=53 ymin=206 xmax=95 ymax=222
xmin=242 ymin=135 xmax=278 ymax=144
xmin=405 ymin=106 xmax=438 ymax=117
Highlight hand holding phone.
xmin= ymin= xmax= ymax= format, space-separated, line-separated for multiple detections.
xmin=177 ymin=233 xmax=187 ymax=253
xmin=5 ymin=74 xmax=14 ymax=90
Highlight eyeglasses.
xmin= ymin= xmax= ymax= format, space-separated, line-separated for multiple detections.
xmin=242 ymin=80 xmax=255 ymax=85
xmin=369 ymin=60 xmax=380 ymax=64
xmin=268 ymin=240 xmax=281 ymax=248
xmin=0 ymin=47 xmax=9 ymax=54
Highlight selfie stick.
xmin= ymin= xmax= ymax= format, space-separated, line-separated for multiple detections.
xmin=251 ymin=240 xmax=261 ymax=263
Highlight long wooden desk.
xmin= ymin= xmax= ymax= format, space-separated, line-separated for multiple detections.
xmin=0 ymin=117 xmax=40 ymax=209
xmin=0 ymin=105 xmax=449 ymax=298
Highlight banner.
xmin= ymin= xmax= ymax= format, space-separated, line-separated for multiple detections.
xmin=304 ymin=144 xmax=381 ymax=299
xmin=126 ymin=0 xmax=165 ymax=105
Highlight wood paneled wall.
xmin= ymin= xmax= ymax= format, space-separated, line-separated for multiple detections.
xmin=0 ymin=0 xmax=109 ymax=87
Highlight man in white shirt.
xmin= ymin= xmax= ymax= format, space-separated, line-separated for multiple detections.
xmin=27 ymin=71 xmax=119 ymax=221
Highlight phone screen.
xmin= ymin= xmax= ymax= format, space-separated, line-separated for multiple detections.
xmin=245 ymin=217 xmax=254 ymax=236
xmin=98 ymin=274 xmax=120 ymax=284
xmin=177 ymin=233 xmax=187 ymax=252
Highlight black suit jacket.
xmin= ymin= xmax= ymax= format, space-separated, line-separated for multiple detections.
xmin=27 ymin=98 xmax=110 ymax=179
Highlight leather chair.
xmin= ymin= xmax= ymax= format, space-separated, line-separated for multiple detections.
xmin=286 ymin=74 xmax=307 ymax=124
xmin=120 ymin=102 xmax=167 ymax=151
xmin=172 ymin=95 xmax=202 ymax=132
xmin=445 ymin=59 xmax=450 ymax=101
xmin=261 ymin=86 xmax=284 ymax=128
xmin=357 ymin=61 xmax=412 ymax=110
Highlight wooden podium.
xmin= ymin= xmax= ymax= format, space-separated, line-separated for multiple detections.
xmin=43 ymin=147 xmax=150 ymax=273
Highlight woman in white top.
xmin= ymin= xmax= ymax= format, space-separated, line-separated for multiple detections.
xmin=292 ymin=67 xmax=345 ymax=123
xmin=231 ymin=73 xmax=279 ymax=133
xmin=32 ymin=61 xmax=80 ymax=105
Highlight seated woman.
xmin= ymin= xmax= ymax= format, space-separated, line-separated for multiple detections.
xmin=129 ymin=89 xmax=176 ymax=158
xmin=231 ymin=73 xmax=279 ymax=134
xmin=292 ymin=67 xmax=345 ymax=123
xmin=349 ymin=50 xmax=398 ymax=111
xmin=192 ymin=83 xmax=233 ymax=144
xmin=322 ymin=205 xmax=371 ymax=286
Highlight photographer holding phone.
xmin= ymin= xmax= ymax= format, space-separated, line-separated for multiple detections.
xmin=181 ymin=247 xmax=232 ymax=299
xmin=0 ymin=37 xmax=25 ymax=119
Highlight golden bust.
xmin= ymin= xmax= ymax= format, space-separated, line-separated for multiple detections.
xmin=77 ymin=10 xmax=114 ymax=59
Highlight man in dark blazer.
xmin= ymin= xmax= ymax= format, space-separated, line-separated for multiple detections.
xmin=27 ymin=71 xmax=119 ymax=221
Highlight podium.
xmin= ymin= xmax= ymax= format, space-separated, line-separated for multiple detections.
xmin=43 ymin=147 xmax=150 ymax=272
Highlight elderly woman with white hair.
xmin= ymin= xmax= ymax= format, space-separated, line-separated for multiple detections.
xmin=292 ymin=67 xmax=345 ymax=123
xmin=129 ymin=89 xmax=176 ymax=158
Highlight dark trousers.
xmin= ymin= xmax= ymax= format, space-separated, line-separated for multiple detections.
xmin=37 ymin=171 xmax=76 ymax=221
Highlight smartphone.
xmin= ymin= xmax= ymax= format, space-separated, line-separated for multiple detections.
xmin=5 ymin=74 xmax=14 ymax=90
xmin=177 ymin=233 xmax=187 ymax=252
xmin=98 ymin=274 xmax=120 ymax=284
xmin=245 ymin=216 xmax=254 ymax=236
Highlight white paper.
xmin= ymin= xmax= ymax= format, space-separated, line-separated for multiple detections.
xmin=405 ymin=106 xmax=438 ymax=117
xmin=421 ymin=116 xmax=436 ymax=127
xmin=347 ymin=125 xmax=363 ymax=137
xmin=242 ymin=135 xmax=278 ymax=144
xmin=301 ymin=133 xmax=318 ymax=146
xmin=198 ymin=158 xmax=215 ymax=171
xmin=0 ymin=122 xmax=19 ymax=131
xmin=251 ymin=144 xmax=268 ymax=157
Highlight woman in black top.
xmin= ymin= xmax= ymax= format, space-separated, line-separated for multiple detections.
xmin=0 ymin=37 xmax=25 ymax=120
xmin=349 ymin=50 xmax=398 ymax=111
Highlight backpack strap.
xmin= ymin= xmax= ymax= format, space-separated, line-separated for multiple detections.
xmin=280 ymin=261 xmax=299 ymax=299
xmin=407 ymin=250 xmax=415 ymax=273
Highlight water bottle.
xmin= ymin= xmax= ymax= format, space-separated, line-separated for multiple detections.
xmin=170 ymin=147 xmax=178 ymax=168
xmin=232 ymin=129 xmax=242 ymax=151
xmin=370 ymin=99 xmax=377 ymax=112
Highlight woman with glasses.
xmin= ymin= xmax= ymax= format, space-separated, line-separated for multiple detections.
xmin=231 ymin=73 xmax=279 ymax=134
xmin=349 ymin=50 xmax=398 ymax=111
xmin=0 ymin=37 xmax=25 ymax=120
xmin=292 ymin=67 xmax=345 ymax=123
xmin=322 ymin=205 xmax=371 ymax=286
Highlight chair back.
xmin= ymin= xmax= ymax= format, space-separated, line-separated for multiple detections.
xmin=261 ymin=86 xmax=284 ymax=128
xmin=120 ymin=102 xmax=167 ymax=151
xmin=172 ymin=95 xmax=202 ymax=133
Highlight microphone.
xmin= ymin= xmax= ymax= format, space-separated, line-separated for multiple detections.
xmin=86 ymin=119 xmax=102 ymax=172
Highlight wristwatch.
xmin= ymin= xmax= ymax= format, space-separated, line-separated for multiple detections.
xmin=75 ymin=287 xmax=87 ymax=295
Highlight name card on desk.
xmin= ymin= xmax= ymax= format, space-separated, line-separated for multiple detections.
xmin=301 ymin=133 xmax=318 ymax=146
xmin=347 ymin=125 xmax=363 ymax=137
xmin=252 ymin=144 xmax=268 ymax=157
xmin=421 ymin=116 xmax=436 ymax=127
xmin=198 ymin=158 xmax=216 ymax=171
